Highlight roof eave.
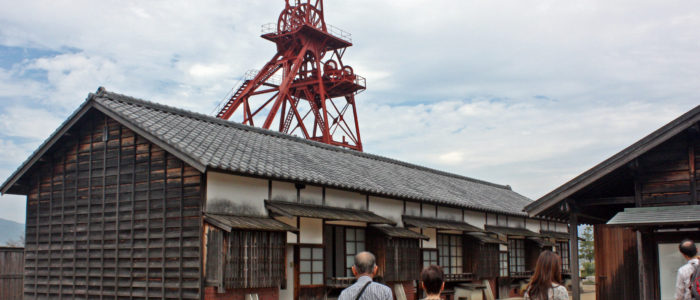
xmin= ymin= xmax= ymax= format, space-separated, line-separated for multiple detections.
xmin=525 ymin=104 xmax=700 ymax=217
xmin=1 ymin=89 xmax=211 ymax=196
xmin=90 ymin=100 xmax=207 ymax=173
xmin=1 ymin=95 xmax=97 ymax=195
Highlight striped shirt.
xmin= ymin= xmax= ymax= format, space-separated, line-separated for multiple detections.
xmin=676 ymin=258 xmax=699 ymax=300
xmin=338 ymin=276 xmax=393 ymax=300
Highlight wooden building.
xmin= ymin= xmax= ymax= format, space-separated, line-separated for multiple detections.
xmin=525 ymin=105 xmax=700 ymax=300
xmin=0 ymin=247 xmax=24 ymax=300
xmin=1 ymin=88 xmax=572 ymax=300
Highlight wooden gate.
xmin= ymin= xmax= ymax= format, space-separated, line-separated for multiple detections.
xmin=594 ymin=225 xmax=639 ymax=300
xmin=0 ymin=247 xmax=24 ymax=300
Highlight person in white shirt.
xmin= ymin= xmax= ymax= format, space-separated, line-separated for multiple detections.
xmin=675 ymin=239 xmax=699 ymax=300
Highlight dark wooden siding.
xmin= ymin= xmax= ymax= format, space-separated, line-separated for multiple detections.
xmin=223 ymin=230 xmax=285 ymax=289
xmin=525 ymin=239 xmax=542 ymax=272
xmin=367 ymin=230 xmax=421 ymax=282
xmin=637 ymin=133 xmax=700 ymax=205
xmin=23 ymin=110 xmax=202 ymax=299
xmin=204 ymin=225 xmax=224 ymax=288
xmin=383 ymin=238 xmax=420 ymax=282
xmin=594 ymin=225 xmax=639 ymax=300
xmin=0 ymin=247 xmax=24 ymax=300
xmin=463 ymin=237 xmax=499 ymax=279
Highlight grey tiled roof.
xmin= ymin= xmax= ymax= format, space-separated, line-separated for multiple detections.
xmin=402 ymin=215 xmax=483 ymax=232
xmin=539 ymin=230 xmax=570 ymax=240
xmin=466 ymin=232 xmax=507 ymax=244
xmin=484 ymin=225 xmax=541 ymax=237
xmin=265 ymin=200 xmax=396 ymax=225
xmin=204 ymin=213 xmax=299 ymax=232
xmin=607 ymin=205 xmax=700 ymax=227
xmin=2 ymin=87 xmax=533 ymax=216
xmin=370 ymin=225 xmax=429 ymax=240
xmin=95 ymin=89 xmax=534 ymax=215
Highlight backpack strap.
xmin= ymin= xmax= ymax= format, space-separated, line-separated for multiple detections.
xmin=355 ymin=281 xmax=372 ymax=300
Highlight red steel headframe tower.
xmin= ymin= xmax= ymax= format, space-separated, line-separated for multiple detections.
xmin=215 ymin=0 xmax=365 ymax=151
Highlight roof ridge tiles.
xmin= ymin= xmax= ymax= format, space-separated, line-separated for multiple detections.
xmin=94 ymin=87 xmax=512 ymax=191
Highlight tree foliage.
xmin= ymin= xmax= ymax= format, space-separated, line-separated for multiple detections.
xmin=579 ymin=225 xmax=594 ymax=262
xmin=3 ymin=234 xmax=24 ymax=247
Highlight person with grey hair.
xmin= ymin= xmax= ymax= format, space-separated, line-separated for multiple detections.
xmin=675 ymin=239 xmax=699 ymax=300
xmin=338 ymin=251 xmax=393 ymax=300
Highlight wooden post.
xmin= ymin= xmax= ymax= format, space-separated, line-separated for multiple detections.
xmin=570 ymin=212 xmax=581 ymax=300
xmin=689 ymin=133 xmax=697 ymax=204
xmin=636 ymin=231 xmax=648 ymax=300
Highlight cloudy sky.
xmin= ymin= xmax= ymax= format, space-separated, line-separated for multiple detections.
xmin=0 ymin=0 xmax=698 ymax=223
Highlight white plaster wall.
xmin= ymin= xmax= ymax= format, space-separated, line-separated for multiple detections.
xmin=421 ymin=204 xmax=437 ymax=218
xmin=271 ymin=181 xmax=297 ymax=202
xmin=279 ymin=245 xmax=295 ymax=300
xmin=405 ymin=201 xmax=421 ymax=217
xmin=299 ymin=217 xmax=323 ymax=244
xmin=437 ymin=206 xmax=461 ymax=222
xmin=205 ymin=172 xmax=268 ymax=216
xmin=499 ymin=215 xmax=510 ymax=226
xmin=325 ymin=188 xmax=365 ymax=210
xmin=422 ymin=228 xmax=437 ymax=248
xmin=464 ymin=210 xmax=485 ymax=229
xmin=556 ymin=222 xmax=569 ymax=233
xmin=275 ymin=216 xmax=298 ymax=243
xmin=368 ymin=196 xmax=403 ymax=226
xmin=299 ymin=185 xmax=323 ymax=205
xmin=486 ymin=213 xmax=498 ymax=225
xmin=526 ymin=219 xmax=540 ymax=233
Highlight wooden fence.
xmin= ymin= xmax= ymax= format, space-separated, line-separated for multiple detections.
xmin=0 ymin=246 xmax=24 ymax=300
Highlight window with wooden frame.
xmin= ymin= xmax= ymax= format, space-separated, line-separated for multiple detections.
xmin=345 ymin=228 xmax=366 ymax=276
xmin=508 ymin=238 xmax=526 ymax=274
xmin=499 ymin=251 xmax=509 ymax=277
xmin=556 ymin=241 xmax=570 ymax=272
xmin=437 ymin=234 xmax=463 ymax=275
xmin=299 ymin=246 xmax=324 ymax=286
xmin=324 ymin=225 xmax=366 ymax=279
xmin=422 ymin=249 xmax=438 ymax=268
xmin=205 ymin=227 xmax=286 ymax=290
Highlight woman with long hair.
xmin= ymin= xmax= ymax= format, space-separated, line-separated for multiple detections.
xmin=524 ymin=250 xmax=569 ymax=300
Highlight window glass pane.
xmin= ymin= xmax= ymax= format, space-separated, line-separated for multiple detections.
xmin=300 ymin=261 xmax=311 ymax=272
xmin=313 ymin=261 xmax=323 ymax=272
xmin=301 ymin=247 xmax=311 ymax=259
xmin=357 ymin=242 xmax=365 ymax=252
xmin=346 ymin=256 xmax=354 ymax=270
xmin=300 ymin=274 xmax=311 ymax=285
xmin=346 ymin=242 xmax=355 ymax=254
xmin=312 ymin=248 xmax=323 ymax=259
xmin=356 ymin=229 xmax=364 ymax=241
xmin=424 ymin=251 xmax=429 ymax=260
xmin=346 ymin=228 xmax=354 ymax=241
xmin=312 ymin=274 xmax=323 ymax=285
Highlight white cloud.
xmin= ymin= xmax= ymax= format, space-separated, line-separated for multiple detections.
xmin=0 ymin=0 xmax=697 ymax=214
xmin=0 ymin=106 xmax=63 ymax=139
xmin=359 ymin=99 xmax=693 ymax=198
